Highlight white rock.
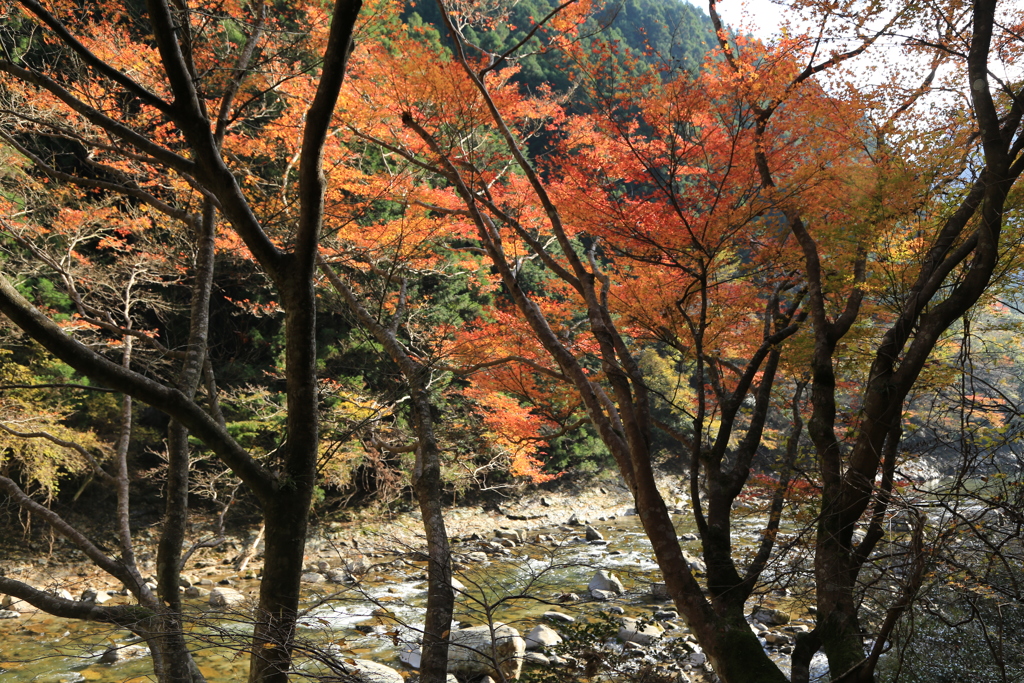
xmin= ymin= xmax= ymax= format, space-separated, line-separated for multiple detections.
xmin=617 ymin=618 xmax=664 ymax=645
xmin=208 ymin=587 xmax=245 ymax=607
xmin=682 ymin=551 xmax=706 ymax=573
xmin=326 ymin=569 xmax=353 ymax=584
xmin=543 ymin=611 xmax=575 ymax=623
xmin=447 ymin=623 xmax=526 ymax=680
xmin=336 ymin=659 xmax=403 ymax=683
xmin=588 ymin=570 xmax=624 ymax=595
xmin=494 ymin=529 xmax=523 ymax=543
xmin=590 ymin=589 xmax=617 ymax=601
xmin=51 ymin=588 xmax=75 ymax=601
xmin=525 ymin=624 xmax=562 ymax=650
xmin=524 ymin=651 xmax=550 ymax=665
xmin=347 ymin=556 xmax=373 ymax=576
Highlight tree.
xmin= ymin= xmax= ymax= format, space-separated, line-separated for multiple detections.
xmin=335 ymin=0 xmax=1024 ymax=681
xmin=0 ymin=1 xmax=363 ymax=682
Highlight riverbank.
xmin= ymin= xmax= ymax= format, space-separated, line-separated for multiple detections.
xmin=0 ymin=475 xmax=814 ymax=683
xmin=1 ymin=475 xmax=640 ymax=590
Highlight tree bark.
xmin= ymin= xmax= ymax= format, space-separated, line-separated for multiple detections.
xmin=319 ymin=259 xmax=454 ymax=683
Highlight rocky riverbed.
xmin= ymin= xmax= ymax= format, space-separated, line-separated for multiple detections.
xmin=0 ymin=481 xmax=819 ymax=683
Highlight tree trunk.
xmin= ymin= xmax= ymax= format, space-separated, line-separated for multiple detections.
xmin=411 ymin=384 xmax=455 ymax=683
xmin=319 ymin=259 xmax=455 ymax=683
xmin=632 ymin=466 xmax=790 ymax=683
xmin=248 ymin=275 xmax=319 ymax=683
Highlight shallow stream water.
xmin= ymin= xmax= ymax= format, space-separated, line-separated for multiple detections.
xmin=0 ymin=507 xmax=809 ymax=682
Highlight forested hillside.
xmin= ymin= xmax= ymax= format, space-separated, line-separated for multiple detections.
xmin=405 ymin=0 xmax=717 ymax=93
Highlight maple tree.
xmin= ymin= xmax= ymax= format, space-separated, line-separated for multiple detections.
xmin=0 ymin=1 xmax=1022 ymax=683
xmin=334 ymin=1 xmax=1024 ymax=682
xmin=0 ymin=0 xmax=366 ymax=681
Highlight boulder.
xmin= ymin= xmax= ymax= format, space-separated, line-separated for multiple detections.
xmin=588 ymin=570 xmax=624 ymax=595
xmin=650 ymin=582 xmax=670 ymax=600
xmin=80 ymin=588 xmax=111 ymax=604
xmin=523 ymin=651 xmax=550 ymax=665
xmin=347 ymin=556 xmax=373 ymax=576
xmin=336 ymin=659 xmax=403 ymax=683
xmin=753 ymin=608 xmax=791 ymax=626
xmin=584 ymin=525 xmax=604 ymax=542
xmin=494 ymin=529 xmax=523 ymax=543
xmin=681 ymin=551 xmax=706 ymax=573
xmin=208 ymin=587 xmax=245 ymax=607
xmin=617 ymin=618 xmax=664 ymax=646
xmin=525 ymin=624 xmax=562 ymax=650
xmin=301 ymin=572 xmax=326 ymax=584
xmin=590 ymin=589 xmax=616 ymax=601
xmin=99 ymin=644 xmax=150 ymax=664
xmin=1 ymin=594 xmax=37 ymax=613
xmin=447 ymin=623 xmax=526 ymax=681
xmin=326 ymin=569 xmax=354 ymax=584
xmin=50 ymin=588 xmax=75 ymax=601
xmin=543 ymin=611 xmax=575 ymax=624
xmin=184 ymin=586 xmax=210 ymax=599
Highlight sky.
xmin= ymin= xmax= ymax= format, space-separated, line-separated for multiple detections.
xmin=684 ymin=0 xmax=786 ymax=41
